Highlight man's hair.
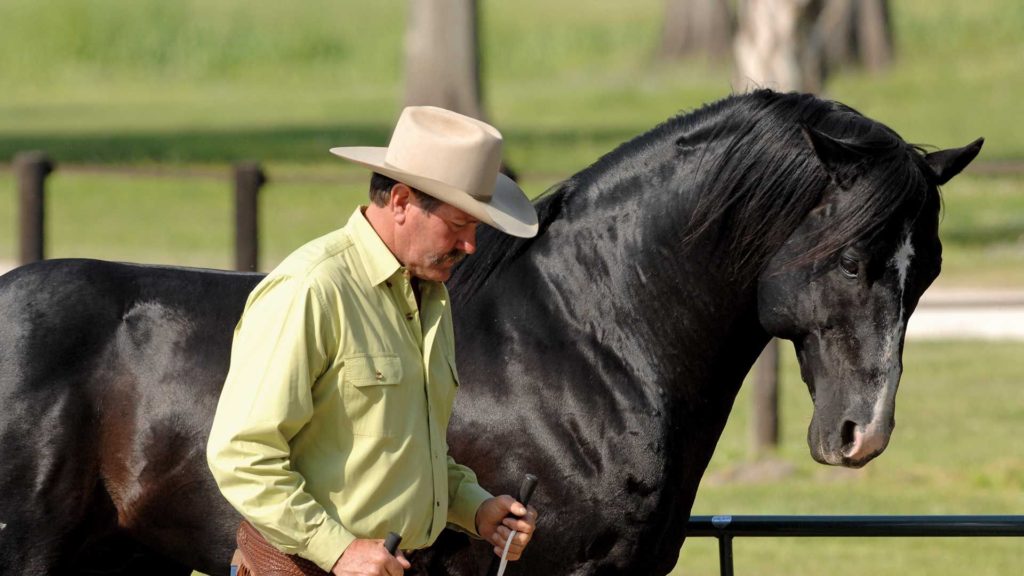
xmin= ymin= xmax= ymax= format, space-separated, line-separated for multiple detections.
xmin=369 ymin=172 xmax=442 ymax=212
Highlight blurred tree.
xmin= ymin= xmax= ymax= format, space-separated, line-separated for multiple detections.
xmin=404 ymin=0 xmax=485 ymax=120
xmin=733 ymin=0 xmax=824 ymax=92
xmin=734 ymin=0 xmax=893 ymax=94
xmin=403 ymin=0 xmax=521 ymax=181
xmin=657 ymin=0 xmax=734 ymax=62
xmin=811 ymin=0 xmax=893 ymax=74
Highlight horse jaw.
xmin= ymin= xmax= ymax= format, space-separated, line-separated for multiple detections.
xmin=798 ymin=332 xmax=901 ymax=468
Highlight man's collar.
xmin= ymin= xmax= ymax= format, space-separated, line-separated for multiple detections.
xmin=347 ymin=207 xmax=403 ymax=288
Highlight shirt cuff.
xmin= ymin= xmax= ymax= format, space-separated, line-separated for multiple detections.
xmin=447 ymin=481 xmax=494 ymax=537
xmin=302 ymin=517 xmax=358 ymax=572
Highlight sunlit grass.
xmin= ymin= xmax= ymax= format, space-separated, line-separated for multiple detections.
xmin=672 ymin=340 xmax=1024 ymax=576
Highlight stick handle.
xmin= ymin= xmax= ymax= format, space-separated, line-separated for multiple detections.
xmin=518 ymin=474 xmax=539 ymax=507
xmin=384 ymin=532 xmax=402 ymax=555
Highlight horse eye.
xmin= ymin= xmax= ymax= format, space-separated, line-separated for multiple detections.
xmin=839 ymin=255 xmax=859 ymax=278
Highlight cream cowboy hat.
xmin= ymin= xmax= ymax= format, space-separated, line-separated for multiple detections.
xmin=330 ymin=106 xmax=538 ymax=238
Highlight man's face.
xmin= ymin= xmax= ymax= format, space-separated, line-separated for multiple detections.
xmin=401 ymin=194 xmax=478 ymax=282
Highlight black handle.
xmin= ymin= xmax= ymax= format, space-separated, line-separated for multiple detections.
xmin=384 ymin=532 xmax=402 ymax=555
xmin=518 ymin=474 xmax=539 ymax=508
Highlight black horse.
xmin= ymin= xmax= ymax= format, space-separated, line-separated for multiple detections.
xmin=0 ymin=90 xmax=981 ymax=575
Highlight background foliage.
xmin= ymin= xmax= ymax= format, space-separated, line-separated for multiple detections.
xmin=0 ymin=0 xmax=1021 ymax=281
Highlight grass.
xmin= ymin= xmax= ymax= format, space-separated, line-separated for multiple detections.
xmin=671 ymin=340 xmax=1024 ymax=576
xmin=0 ymin=0 xmax=1021 ymax=279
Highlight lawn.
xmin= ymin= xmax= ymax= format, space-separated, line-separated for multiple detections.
xmin=672 ymin=339 xmax=1024 ymax=576
xmin=0 ymin=1 xmax=1021 ymax=282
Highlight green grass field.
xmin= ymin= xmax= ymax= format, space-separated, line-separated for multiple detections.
xmin=1 ymin=1 xmax=1021 ymax=284
xmin=1 ymin=2 xmax=1022 ymax=574
xmin=672 ymin=340 xmax=1024 ymax=576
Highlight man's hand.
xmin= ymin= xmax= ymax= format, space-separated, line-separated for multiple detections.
xmin=475 ymin=495 xmax=539 ymax=561
xmin=331 ymin=538 xmax=410 ymax=576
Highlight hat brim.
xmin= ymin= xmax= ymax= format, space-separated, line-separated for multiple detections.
xmin=330 ymin=146 xmax=539 ymax=238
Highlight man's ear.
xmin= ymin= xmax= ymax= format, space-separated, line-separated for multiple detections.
xmin=390 ymin=183 xmax=413 ymax=224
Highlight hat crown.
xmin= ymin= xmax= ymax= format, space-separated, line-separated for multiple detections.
xmin=328 ymin=105 xmax=538 ymax=237
xmin=384 ymin=106 xmax=502 ymax=200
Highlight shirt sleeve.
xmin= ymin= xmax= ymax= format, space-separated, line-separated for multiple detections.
xmin=445 ymin=456 xmax=494 ymax=537
xmin=206 ymin=274 xmax=354 ymax=572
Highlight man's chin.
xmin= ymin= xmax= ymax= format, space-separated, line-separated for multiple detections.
xmin=416 ymin=266 xmax=453 ymax=283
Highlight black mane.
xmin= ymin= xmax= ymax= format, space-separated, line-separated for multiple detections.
xmin=453 ymin=90 xmax=932 ymax=295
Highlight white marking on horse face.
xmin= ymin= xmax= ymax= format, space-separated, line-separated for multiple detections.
xmin=890 ymin=231 xmax=916 ymax=290
xmin=0 ymin=521 xmax=6 ymax=530
xmin=851 ymin=228 xmax=916 ymax=460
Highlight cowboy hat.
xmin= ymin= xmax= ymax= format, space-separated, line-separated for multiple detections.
xmin=330 ymin=106 xmax=538 ymax=238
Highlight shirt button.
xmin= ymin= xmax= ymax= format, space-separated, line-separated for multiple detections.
xmin=375 ymin=370 xmax=383 ymax=380
xmin=436 ymin=501 xmax=441 ymax=507
xmin=386 ymin=281 xmax=392 ymax=288
xmin=405 ymin=312 xmax=414 ymax=320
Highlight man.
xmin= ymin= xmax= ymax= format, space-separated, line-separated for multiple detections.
xmin=207 ymin=106 xmax=539 ymax=575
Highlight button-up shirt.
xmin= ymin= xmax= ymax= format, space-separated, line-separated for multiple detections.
xmin=207 ymin=208 xmax=492 ymax=571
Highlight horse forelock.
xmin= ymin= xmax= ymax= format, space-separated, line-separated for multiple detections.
xmin=679 ymin=90 xmax=936 ymax=278
xmin=450 ymin=91 xmax=937 ymax=297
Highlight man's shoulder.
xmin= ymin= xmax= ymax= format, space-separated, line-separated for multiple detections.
xmin=273 ymin=228 xmax=358 ymax=281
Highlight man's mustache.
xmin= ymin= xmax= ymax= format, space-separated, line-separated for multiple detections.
xmin=430 ymin=250 xmax=467 ymax=266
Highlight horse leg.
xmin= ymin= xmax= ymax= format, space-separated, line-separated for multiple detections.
xmin=0 ymin=393 xmax=114 ymax=575
xmin=97 ymin=398 xmax=240 ymax=575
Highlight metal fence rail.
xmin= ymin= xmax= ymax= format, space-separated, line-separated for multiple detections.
xmin=687 ymin=515 xmax=1024 ymax=576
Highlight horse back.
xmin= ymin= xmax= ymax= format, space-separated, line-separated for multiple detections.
xmin=0 ymin=259 xmax=262 ymax=574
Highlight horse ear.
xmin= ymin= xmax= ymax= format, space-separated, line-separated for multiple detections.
xmin=924 ymin=137 xmax=984 ymax=185
xmin=801 ymin=124 xmax=854 ymax=178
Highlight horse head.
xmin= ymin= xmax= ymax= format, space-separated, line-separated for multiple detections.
xmin=757 ymin=123 xmax=983 ymax=467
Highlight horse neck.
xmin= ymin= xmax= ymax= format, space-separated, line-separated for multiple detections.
xmin=529 ymin=171 xmax=774 ymax=400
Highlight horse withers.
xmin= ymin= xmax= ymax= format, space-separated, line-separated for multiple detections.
xmin=0 ymin=90 xmax=982 ymax=575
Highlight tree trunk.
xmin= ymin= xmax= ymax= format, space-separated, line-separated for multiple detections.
xmin=856 ymin=0 xmax=893 ymax=72
xmin=810 ymin=0 xmax=893 ymax=75
xmin=404 ymin=0 xmax=484 ymax=121
xmin=750 ymin=338 xmax=781 ymax=459
xmin=733 ymin=0 xmax=824 ymax=93
xmin=657 ymin=0 xmax=733 ymax=62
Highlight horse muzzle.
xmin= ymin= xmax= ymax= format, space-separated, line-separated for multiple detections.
xmin=807 ymin=396 xmax=896 ymax=468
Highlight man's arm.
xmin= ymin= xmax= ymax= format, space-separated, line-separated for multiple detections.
xmin=206 ymin=275 xmax=355 ymax=572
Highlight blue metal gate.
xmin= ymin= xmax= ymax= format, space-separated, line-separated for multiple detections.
xmin=686 ymin=515 xmax=1024 ymax=576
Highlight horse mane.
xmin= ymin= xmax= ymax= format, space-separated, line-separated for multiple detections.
xmin=681 ymin=90 xmax=933 ymax=275
xmin=452 ymin=90 xmax=933 ymax=296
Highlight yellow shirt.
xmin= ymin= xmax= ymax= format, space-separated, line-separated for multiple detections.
xmin=206 ymin=208 xmax=493 ymax=571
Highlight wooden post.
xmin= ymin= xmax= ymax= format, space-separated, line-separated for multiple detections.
xmin=234 ymin=162 xmax=266 ymax=272
xmin=750 ymin=338 xmax=780 ymax=458
xmin=15 ymin=151 xmax=55 ymax=265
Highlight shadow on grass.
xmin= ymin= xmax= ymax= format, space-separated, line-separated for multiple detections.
xmin=0 ymin=124 xmax=644 ymax=165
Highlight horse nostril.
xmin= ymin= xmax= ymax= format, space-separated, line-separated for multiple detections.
xmin=840 ymin=420 xmax=857 ymax=454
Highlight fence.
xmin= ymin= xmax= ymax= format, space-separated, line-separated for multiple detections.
xmin=11 ymin=151 xmax=268 ymax=271
xmin=686 ymin=515 xmax=1024 ymax=576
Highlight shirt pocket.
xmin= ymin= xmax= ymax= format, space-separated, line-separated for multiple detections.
xmin=342 ymin=354 xmax=405 ymax=437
